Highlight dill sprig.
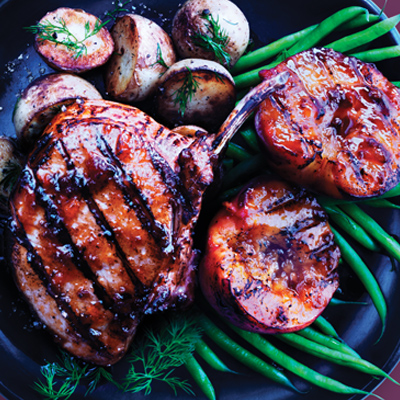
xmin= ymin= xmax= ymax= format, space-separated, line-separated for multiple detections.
xmin=33 ymin=351 xmax=119 ymax=400
xmin=174 ymin=67 xmax=202 ymax=117
xmin=25 ymin=18 xmax=109 ymax=59
xmin=123 ymin=313 xmax=202 ymax=395
xmin=32 ymin=313 xmax=202 ymax=399
xmin=193 ymin=10 xmax=231 ymax=66
xmin=153 ymin=43 xmax=170 ymax=70
xmin=105 ymin=0 xmax=131 ymax=21
xmin=0 ymin=159 xmax=22 ymax=194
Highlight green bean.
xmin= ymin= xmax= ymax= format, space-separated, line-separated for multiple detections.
xmin=297 ymin=326 xmax=360 ymax=358
xmin=239 ymin=126 xmax=260 ymax=152
xmin=339 ymin=203 xmax=400 ymax=263
xmin=379 ymin=182 xmax=400 ymax=198
xmin=324 ymin=204 xmax=380 ymax=251
xmin=226 ymin=142 xmax=253 ymax=162
xmin=351 ymin=44 xmax=400 ymax=62
xmin=217 ymin=185 xmax=243 ymax=203
xmin=282 ymin=7 xmax=368 ymax=61
xmin=312 ymin=315 xmax=340 ymax=339
xmin=231 ymin=25 xmax=317 ymax=74
xmin=317 ymin=181 xmax=400 ymax=208
xmin=231 ymin=11 xmax=379 ymax=75
xmin=329 ymin=297 xmax=368 ymax=306
xmin=234 ymin=64 xmax=272 ymax=90
xmin=228 ymin=324 xmax=383 ymax=398
xmin=365 ymin=198 xmax=400 ymax=209
xmin=331 ymin=226 xmax=387 ymax=336
xmin=234 ymin=7 xmax=379 ymax=90
xmin=196 ymin=314 xmax=301 ymax=392
xmin=195 ymin=339 xmax=236 ymax=373
xmin=277 ymin=332 xmax=398 ymax=383
xmin=327 ymin=14 xmax=400 ymax=54
xmin=221 ymin=153 xmax=268 ymax=190
xmin=233 ymin=9 xmax=382 ymax=89
xmin=340 ymin=12 xmax=380 ymax=29
xmin=184 ymin=354 xmax=216 ymax=400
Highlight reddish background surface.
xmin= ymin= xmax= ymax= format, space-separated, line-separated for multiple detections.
xmin=365 ymin=1 xmax=400 ymax=399
xmin=0 ymin=1 xmax=399 ymax=400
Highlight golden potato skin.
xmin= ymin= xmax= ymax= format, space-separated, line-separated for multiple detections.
xmin=13 ymin=73 xmax=102 ymax=145
xmin=172 ymin=0 xmax=250 ymax=68
xmin=199 ymin=176 xmax=340 ymax=334
xmin=154 ymin=58 xmax=236 ymax=131
xmin=255 ymin=47 xmax=400 ymax=199
xmin=105 ymin=14 xmax=176 ymax=103
xmin=34 ymin=7 xmax=114 ymax=73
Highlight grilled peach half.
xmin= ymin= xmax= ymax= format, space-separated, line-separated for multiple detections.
xmin=199 ymin=176 xmax=340 ymax=333
xmin=255 ymin=47 xmax=400 ymax=199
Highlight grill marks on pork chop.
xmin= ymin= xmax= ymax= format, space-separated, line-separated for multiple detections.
xmin=10 ymin=101 xmax=207 ymax=365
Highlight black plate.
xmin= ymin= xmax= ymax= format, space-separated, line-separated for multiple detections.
xmin=1 ymin=0 xmax=400 ymax=399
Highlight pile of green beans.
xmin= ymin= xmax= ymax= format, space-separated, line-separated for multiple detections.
xmin=232 ymin=8 xmax=400 ymax=90
xmin=182 ymin=5 xmax=400 ymax=400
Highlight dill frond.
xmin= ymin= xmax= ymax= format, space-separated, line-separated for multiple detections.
xmin=193 ymin=10 xmax=231 ymax=66
xmin=25 ymin=17 xmax=109 ymax=59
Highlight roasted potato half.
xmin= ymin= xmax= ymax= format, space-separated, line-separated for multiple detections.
xmin=199 ymin=176 xmax=340 ymax=334
xmin=105 ymin=14 xmax=176 ymax=103
xmin=154 ymin=58 xmax=236 ymax=131
xmin=0 ymin=137 xmax=22 ymax=205
xmin=13 ymin=73 xmax=102 ymax=145
xmin=172 ymin=0 xmax=250 ymax=68
xmin=33 ymin=7 xmax=114 ymax=73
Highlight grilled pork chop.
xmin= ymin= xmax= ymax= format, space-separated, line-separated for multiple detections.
xmin=9 ymin=73 xmax=288 ymax=366
xmin=255 ymin=47 xmax=400 ymax=199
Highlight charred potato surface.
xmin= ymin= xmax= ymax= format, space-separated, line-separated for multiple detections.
xmin=172 ymin=0 xmax=250 ymax=68
xmin=154 ymin=58 xmax=236 ymax=131
xmin=255 ymin=47 xmax=400 ymax=199
xmin=34 ymin=7 xmax=114 ymax=73
xmin=13 ymin=73 xmax=102 ymax=145
xmin=105 ymin=14 xmax=176 ymax=103
xmin=199 ymin=176 xmax=340 ymax=334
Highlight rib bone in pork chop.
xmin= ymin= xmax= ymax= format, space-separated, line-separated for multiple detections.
xmin=9 ymin=73 xmax=288 ymax=366
xmin=255 ymin=47 xmax=400 ymax=199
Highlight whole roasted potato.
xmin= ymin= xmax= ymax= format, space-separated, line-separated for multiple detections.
xmin=154 ymin=58 xmax=236 ymax=131
xmin=105 ymin=14 xmax=176 ymax=103
xmin=199 ymin=176 xmax=340 ymax=334
xmin=172 ymin=0 xmax=250 ymax=68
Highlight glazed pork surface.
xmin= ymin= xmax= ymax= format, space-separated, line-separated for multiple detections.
xmin=9 ymin=100 xmax=210 ymax=366
xmin=9 ymin=73 xmax=288 ymax=366
xmin=255 ymin=47 xmax=400 ymax=199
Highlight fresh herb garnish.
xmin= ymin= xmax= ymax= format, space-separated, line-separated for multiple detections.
xmin=173 ymin=67 xmax=202 ymax=117
xmin=25 ymin=18 xmax=109 ymax=59
xmin=105 ymin=0 xmax=131 ymax=21
xmin=123 ymin=313 xmax=202 ymax=395
xmin=33 ymin=351 xmax=119 ymax=400
xmin=153 ymin=43 xmax=169 ymax=70
xmin=33 ymin=313 xmax=202 ymax=399
xmin=193 ymin=10 xmax=231 ymax=67
xmin=0 ymin=159 xmax=22 ymax=194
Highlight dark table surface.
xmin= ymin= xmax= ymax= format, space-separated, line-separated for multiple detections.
xmin=1 ymin=0 xmax=400 ymax=399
